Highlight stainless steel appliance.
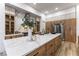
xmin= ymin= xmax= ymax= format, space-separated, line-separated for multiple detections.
xmin=53 ymin=23 xmax=64 ymax=40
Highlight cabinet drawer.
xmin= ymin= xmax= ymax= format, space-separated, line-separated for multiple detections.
xmin=47 ymin=48 xmax=54 ymax=56
xmin=46 ymin=40 xmax=54 ymax=50
xmin=47 ymin=50 xmax=52 ymax=56
xmin=46 ymin=42 xmax=53 ymax=50
xmin=27 ymin=45 xmax=46 ymax=56
xmin=38 ymin=46 xmax=46 ymax=56
xmin=54 ymin=36 xmax=61 ymax=52
xmin=55 ymin=39 xmax=61 ymax=46
xmin=55 ymin=36 xmax=61 ymax=46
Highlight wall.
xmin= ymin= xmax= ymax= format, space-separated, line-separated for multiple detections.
xmin=40 ymin=14 xmax=46 ymax=32
xmin=76 ymin=5 xmax=79 ymax=46
xmin=0 ymin=4 xmax=6 ymax=55
xmin=15 ymin=12 xmax=25 ymax=32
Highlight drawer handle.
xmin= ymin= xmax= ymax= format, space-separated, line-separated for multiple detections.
xmin=33 ymin=52 xmax=39 ymax=56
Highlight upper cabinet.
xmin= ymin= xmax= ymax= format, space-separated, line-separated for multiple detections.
xmin=46 ymin=21 xmax=53 ymax=33
xmin=5 ymin=6 xmax=15 ymax=35
xmin=33 ymin=16 xmax=40 ymax=33
xmin=5 ymin=14 xmax=15 ymax=35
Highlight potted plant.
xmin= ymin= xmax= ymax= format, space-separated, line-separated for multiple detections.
xmin=21 ymin=13 xmax=35 ymax=40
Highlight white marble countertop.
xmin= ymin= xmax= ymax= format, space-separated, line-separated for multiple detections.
xmin=4 ymin=33 xmax=61 ymax=56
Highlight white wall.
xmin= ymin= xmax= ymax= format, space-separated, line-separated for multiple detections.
xmin=76 ymin=5 xmax=79 ymax=45
xmin=40 ymin=14 xmax=46 ymax=32
xmin=0 ymin=4 xmax=6 ymax=53
xmin=76 ymin=5 xmax=79 ymax=36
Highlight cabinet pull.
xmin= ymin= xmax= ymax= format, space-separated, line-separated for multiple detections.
xmin=33 ymin=52 xmax=39 ymax=56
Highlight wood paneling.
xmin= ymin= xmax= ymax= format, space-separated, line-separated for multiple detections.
xmin=46 ymin=20 xmax=65 ymax=33
xmin=46 ymin=21 xmax=54 ymax=33
xmin=46 ymin=18 xmax=76 ymax=43
xmin=33 ymin=17 xmax=40 ymax=34
xmin=64 ymin=18 xmax=76 ymax=43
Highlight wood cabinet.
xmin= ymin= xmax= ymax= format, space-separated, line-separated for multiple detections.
xmin=46 ymin=35 xmax=61 ymax=55
xmin=46 ymin=20 xmax=64 ymax=33
xmin=27 ymin=35 xmax=61 ymax=56
xmin=33 ymin=17 xmax=40 ymax=34
xmin=5 ymin=14 xmax=14 ymax=35
xmin=46 ymin=21 xmax=53 ymax=33
xmin=46 ymin=18 xmax=76 ymax=43
xmin=46 ymin=39 xmax=55 ymax=56
xmin=54 ymin=36 xmax=61 ymax=53
xmin=27 ymin=45 xmax=46 ymax=56
xmin=64 ymin=18 xmax=76 ymax=43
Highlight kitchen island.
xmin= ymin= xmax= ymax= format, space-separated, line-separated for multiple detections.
xmin=4 ymin=33 xmax=61 ymax=56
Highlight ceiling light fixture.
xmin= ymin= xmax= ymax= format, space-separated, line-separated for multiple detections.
xmin=33 ymin=3 xmax=36 ymax=5
xmin=55 ymin=8 xmax=58 ymax=10
xmin=45 ymin=11 xmax=48 ymax=14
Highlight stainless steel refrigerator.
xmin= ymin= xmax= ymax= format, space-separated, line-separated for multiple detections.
xmin=53 ymin=23 xmax=64 ymax=40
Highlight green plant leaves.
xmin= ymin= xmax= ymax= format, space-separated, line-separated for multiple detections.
xmin=21 ymin=13 xmax=35 ymax=29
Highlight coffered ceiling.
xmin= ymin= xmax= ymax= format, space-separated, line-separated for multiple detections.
xmin=25 ymin=3 xmax=78 ymax=15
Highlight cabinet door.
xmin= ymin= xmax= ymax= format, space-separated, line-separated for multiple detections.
xmin=54 ymin=37 xmax=59 ymax=52
xmin=37 ymin=45 xmax=46 ymax=56
xmin=70 ymin=19 xmax=76 ymax=43
xmin=46 ymin=39 xmax=55 ymax=56
xmin=47 ymin=49 xmax=53 ymax=56
xmin=27 ymin=45 xmax=46 ymax=56
xmin=54 ymin=36 xmax=61 ymax=52
xmin=64 ymin=19 xmax=76 ymax=43
xmin=64 ymin=20 xmax=70 ymax=41
xmin=5 ymin=14 xmax=14 ymax=34
xmin=46 ymin=21 xmax=52 ymax=33
xmin=11 ymin=22 xmax=14 ymax=34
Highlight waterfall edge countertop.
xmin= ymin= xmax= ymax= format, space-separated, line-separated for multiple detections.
xmin=4 ymin=33 xmax=61 ymax=56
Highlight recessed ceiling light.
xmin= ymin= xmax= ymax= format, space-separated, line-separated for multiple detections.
xmin=45 ymin=11 xmax=48 ymax=14
xmin=55 ymin=8 xmax=58 ymax=10
xmin=33 ymin=3 xmax=36 ymax=5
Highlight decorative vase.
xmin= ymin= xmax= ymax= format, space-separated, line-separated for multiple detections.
xmin=28 ymin=27 xmax=32 ymax=41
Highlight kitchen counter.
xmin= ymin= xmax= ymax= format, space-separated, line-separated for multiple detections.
xmin=4 ymin=33 xmax=61 ymax=56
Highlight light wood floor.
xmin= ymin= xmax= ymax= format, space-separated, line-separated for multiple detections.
xmin=55 ymin=41 xmax=79 ymax=56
